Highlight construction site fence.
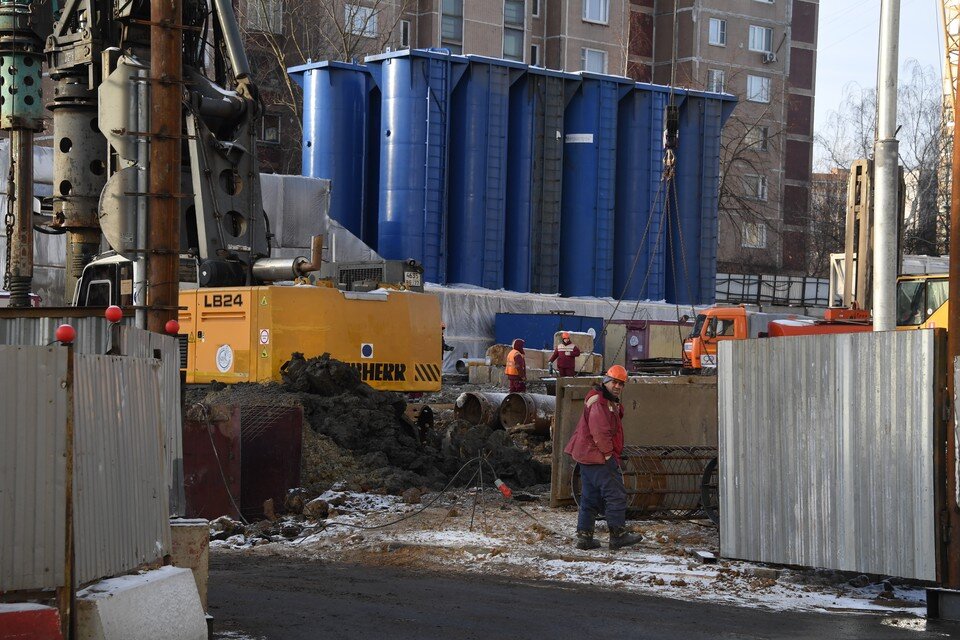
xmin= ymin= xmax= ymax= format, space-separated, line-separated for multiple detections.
xmin=718 ymin=329 xmax=945 ymax=582
xmin=0 ymin=324 xmax=178 ymax=592
xmin=715 ymin=273 xmax=829 ymax=308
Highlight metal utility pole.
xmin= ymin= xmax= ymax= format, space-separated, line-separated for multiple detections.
xmin=0 ymin=0 xmax=43 ymax=307
xmin=147 ymin=0 xmax=183 ymax=332
xmin=873 ymin=0 xmax=901 ymax=331
xmin=945 ymin=67 xmax=960 ymax=590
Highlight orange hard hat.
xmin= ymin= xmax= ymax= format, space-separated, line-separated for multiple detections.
xmin=561 ymin=331 xmax=570 ymax=339
xmin=605 ymin=365 xmax=628 ymax=383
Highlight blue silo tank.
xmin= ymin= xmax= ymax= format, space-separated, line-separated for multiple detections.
xmin=559 ymin=73 xmax=632 ymax=298
xmin=288 ymin=61 xmax=370 ymax=240
xmin=504 ymin=67 xmax=574 ymax=294
xmin=666 ymin=90 xmax=736 ymax=305
xmin=612 ymin=83 xmax=672 ymax=301
xmin=366 ymin=50 xmax=467 ymax=284
xmin=446 ymin=56 xmax=519 ymax=288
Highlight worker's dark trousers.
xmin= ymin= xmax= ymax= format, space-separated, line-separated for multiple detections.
xmin=508 ymin=377 xmax=526 ymax=393
xmin=577 ymin=458 xmax=627 ymax=531
xmin=558 ymin=367 xmax=575 ymax=377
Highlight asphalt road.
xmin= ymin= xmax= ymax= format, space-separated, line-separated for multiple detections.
xmin=209 ymin=553 xmax=960 ymax=640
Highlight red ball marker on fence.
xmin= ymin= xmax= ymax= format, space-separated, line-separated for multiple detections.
xmin=165 ymin=319 xmax=180 ymax=335
xmin=55 ymin=324 xmax=76 ymax=345
xmin=104 ymin=305 xmax=123 ymax=323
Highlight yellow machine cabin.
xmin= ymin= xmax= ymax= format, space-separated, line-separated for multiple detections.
xmin=178 ymin=285 xmax=442 ymax=392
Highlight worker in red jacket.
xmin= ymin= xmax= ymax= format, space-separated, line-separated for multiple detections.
xmin=504 ymin=338 xmax=526 ymax=392
xmin=548 ymin=331 xmax=581 ymax=377
xmin=563 ymin=365 xmax=643 ymax=551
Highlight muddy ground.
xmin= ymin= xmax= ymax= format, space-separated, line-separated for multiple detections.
xmin=185 ymin=354 xmax=552 ymax=496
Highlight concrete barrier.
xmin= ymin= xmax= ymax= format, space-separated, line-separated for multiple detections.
xmin=76 ymin=566 xmax=206 ymax=640
xmin=170 ymin=519 xmax=210 ymax=612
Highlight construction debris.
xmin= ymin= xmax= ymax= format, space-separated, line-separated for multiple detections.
xmin=186 ymin=354 xmax=551 ymax=513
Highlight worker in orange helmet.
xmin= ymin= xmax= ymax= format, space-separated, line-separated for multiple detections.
xmin=548 ymin=331 xmax=581 ymax=378
xmin=504 ymin=338 xmax=526 ymax=393
xmin=563 ymin=364 xmax=643 ymax=551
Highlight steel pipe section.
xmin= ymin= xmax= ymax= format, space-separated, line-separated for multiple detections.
xmin=499 ymin=392 xmax=555 ymax=434
xmin=454 ymin=392 xmax=507 ymax=428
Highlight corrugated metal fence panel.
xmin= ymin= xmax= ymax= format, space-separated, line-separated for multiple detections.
xmin=117 ymin=327 xmax=185 ymax=516
xmin=719 ymin=331 xmax=937 ymax=581
xmin=0 ymin=346 xmax=67 ymax=590
xmin=0 ymin=316 xmax=114 ymax=353
xmin=73 ymin=354 xmax=171 ymax=586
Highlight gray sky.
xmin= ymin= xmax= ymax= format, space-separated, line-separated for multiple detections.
xmin=815 ymin=0 xmax=943 ymax=141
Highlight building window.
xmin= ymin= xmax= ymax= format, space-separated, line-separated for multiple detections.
xmin=708 ymin=18 xmax=726 ymax=46
xmin=532 ymin=0 xmax=540 ymax=17
xmin=260 ymin=113 xmax=281 ymax=144
xmin=743 ymin=175 xmax=768 ymax=201
xmin=583 ymin=0 xmax=609 ymax=24
xmin=345 ymin=4 xmax=377 ymax=37
xmin=244 ymin=0 xmax=283 ymax=34
xmin=530 ymin=43 xmax=540 ymax=66
xmin=707 ymin=69 xmax=725 ymax=93
xmin=745 ymin=125 xmax=769 ymax=151
xmin=442 ymin=0 xmax=463 ymax=44
xmin=749 ymin=25 xmax=773 ymax=53
xmin=505 ymin=0 xmax=524 ymax=26
xmin=400 ymin=19 xmax=410 ymax=48
xmin=746 ymin=74 xmax=771 ymax=103
xmin=581 ymin=48 xmax=607 ymax=74
xmin=742 ymin=223 xmax=767 ymax=249
xmin=504 ymin=29 xmax=524 ymax=61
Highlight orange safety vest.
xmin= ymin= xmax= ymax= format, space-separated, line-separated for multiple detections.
xmin=505 ymin=349 xmax=521 ymax=376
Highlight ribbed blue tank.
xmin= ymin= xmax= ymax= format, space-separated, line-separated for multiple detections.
xmin=504 ymin=67 xmax=573 ymax=294
xmin=559 ymin=74 xmax=631 ymax=298
xmin=613 ymin=84 xmax=671 ymax=301
xmin=446 ymin=56 xmax=518 ymax=288
xmin=366 ymin=50 xmax=466 ymax=283
xmin=288 ymin=61 xmax=369 ymax=240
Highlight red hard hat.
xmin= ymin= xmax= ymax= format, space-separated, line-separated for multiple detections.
xmin=605 ymin=365 xmax=628 ymax=383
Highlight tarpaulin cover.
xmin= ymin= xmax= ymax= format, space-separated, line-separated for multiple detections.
xmin=430 ymin=284 xmax=701 ymax=372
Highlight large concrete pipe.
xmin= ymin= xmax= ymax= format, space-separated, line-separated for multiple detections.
xmin=499 ymin=393 xmax=556 ymax=435
xmin=454 ymin=392 xmax=507 ymax=428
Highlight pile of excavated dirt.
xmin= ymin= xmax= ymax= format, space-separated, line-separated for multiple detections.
xmin=186 ymin=354 xmax=551 ymax=500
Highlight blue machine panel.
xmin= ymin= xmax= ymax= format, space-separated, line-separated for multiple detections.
xmin=494 ymin=313 xmax=604 ymax=351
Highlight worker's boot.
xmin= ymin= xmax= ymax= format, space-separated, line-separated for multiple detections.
xmin=575 ymin=530 xmax=602 ymax=550
xmin=609 ymin=527 xmax=643 ymax=550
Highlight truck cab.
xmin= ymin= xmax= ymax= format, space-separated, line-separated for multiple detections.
xmin=72 ymin=252 xmax=199 ymax=307
xmin=682 ymin=306 xmax=798 ymax=372
xmin=896 ymin=273 xmax=948 ymax=329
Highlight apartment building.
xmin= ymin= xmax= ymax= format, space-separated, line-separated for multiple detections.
xmin=652 ymin=0 xmax=818 ymax=275
xmin=244 ymin=0 xmax=818 ymax=276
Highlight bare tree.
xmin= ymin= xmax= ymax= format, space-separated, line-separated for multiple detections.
xmin=813 ymin=60 xmax=949 ymax=260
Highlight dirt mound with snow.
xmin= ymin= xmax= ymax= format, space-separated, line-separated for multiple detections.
xmin=186 ymin=353 xmax=551 ymax=500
